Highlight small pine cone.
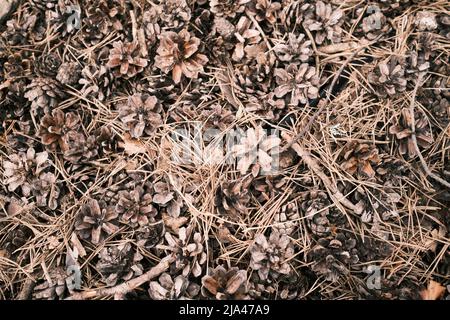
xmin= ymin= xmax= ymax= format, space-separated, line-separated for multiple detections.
xmin=136 ymin=221 xmax=165 ymax=251
xmin=56 ymin=62 xmax=81 ymax=86
xmin=340 ymin=142 xmax=381 ymax=179
xmin=83 ymin=1 xmax=124 ymax=45
xmin=274 ymin=33 xmax=313 ymax=62
xmin=360 ymin=6 xmax=390 ymax=40
xmin=164 ymin=227 xmax=207 ymax=278
xmin=201 ymin=265 xmax=248 ymax=300
xmin=75 ymin=199 xmax=119 ymax=244
xmin=149 ymin=273 xmax=198 ymax=300
xmin=2 ymin=147 xmax=49 ymax=197
xmin=246 ymin=92 xmax=286 ymax=121
xmin=106 ymin=41 xmax=148 ymax=79
xmin=303 ymin=190 xmax=333 ymax=237
xmin=308 ymin=233 xmax=359 ymax=282
xmin=389 ymin=107 xmax=433 ymax=157
xmin=142 ymin=7 xmax=161 ymax=45
xmin=32 ymin=172 xmax=60 ymax=210
xmin=414 ymin=11 xmax=438 ymax=31
xmin=152 ymin=181 xmax=184 ymax=218
xmin=251 ymin=175 xmax=287 ymax=203
xmin=155 ymin=29 xmax=209 ymax=84
xmin=3 ymin=224 xmax=32 ymax=257
xmin=368 ymin=57 xmax=407 ymax=98
xmin=246 ymin=0 xmax=281 ymax=25
xmin=38 ymin=109 xmax=80 ymax=151
xmin=158 ymin=0 xmax=191 ymax=29
xmin=63 ymin=132 xmax=99 ymax=164
xmin=210 ymin=0 xmax=246 ymax=19
xmin=303 ymin=1 xmax=344 ymax=45
xmin=249 ymin=231 xmax=294 ymax=281
xmin=116 ymin=186 xmax=157 ymax=226
xmin=273 ymin=202 xmax=300 ymax=236
xmin=274 ymin=63 xmax=319 ymax=105
xmin=35 ymin=53 xmax=61 ymax=77
xmin=24 ymin=77 xmax=65 ymax=114
xmin=118 ymin=94 xmax=162 ymax=138
xmin=4 ymin=52 xmax=32 ymax=79
xmin=214 ymin=178 xmax=252 ymax=217
xmin=200 ymin=104 xmax=235 ymax=131
xmin=32 ymin=267 xmax=68 ymax=300
xmin=79 ymin=63 xmax=115 ymax=101
xmin=96 ymin=243 xmax=143 ymax=287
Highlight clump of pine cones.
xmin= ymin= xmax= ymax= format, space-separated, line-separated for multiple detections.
xmin=0 ymin=0 xmax=448 ymax=302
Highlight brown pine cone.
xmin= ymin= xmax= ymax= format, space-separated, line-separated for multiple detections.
xmin=136 ymin=221 xmax=165 ymax=251
xmin=38 ymin=109 xmax=80 ymax=151
xmin=155 ymin=29 xmax=208 ymax=84
xmin=210 ymin=0 xmax=246 ymax=19
xmin=35 ymin=53 xmax=61 ymax=77
xmin=96 ymin=243 xmax=143 ymax=287
xmin=3 ymin=224 xmax=32 ymax=258
xmin=152 ymin=181 xmax=184 ymax=218
xmin=56 ymin=62 xmax=81 ymax=86
xmin=106 ymin=41 xmax=148 ymax=79
xmin=303 ymin=1 xmax=345 ymax=45
xmin=24 ymin=77 xmax=65 ymax=114
xmin=368 ymin=57 xmax=407 ymax=97
xmin=246 ymin=0 xmax=281 ymax=25
xmin=148 ymin=273 xmax=193 ymax=300
xmin=201 ymin=265 xmax=248 ymax=299
xmin=63 ymin=132 xmax=99 ymax=164
xmin=249 ymin=231 xmax=294 ymax=281
xmin=215 ymin=178 xmax=251 ymax=217
xmin=274 ymin=32 xmax=313 ymax=62
xmin=389 ymin=107 xmax=433 ymax=157
xmin=273 ymin=202 xmax=300 ymax=236
xmin=79 ymin=63 xmax=115 ymax=101
xmin=32 ymin=172 xmax=60 ymax=210
xmin=116 ymin=186 xmax=157 ymax=226
xmin=32 ymin=267 xmax=68 ymax=300
xmin=75 ymin=199 xmax=119 ymax=244
xmin=158 ymin=0 xmax=191 ymax=29
xmin=118 ymin=94 xmax=162 ymax=138
xmin=340 ymin=142 xmax=381 ymax=179
xmin=29 ymin=0 xmax=57 ymax=12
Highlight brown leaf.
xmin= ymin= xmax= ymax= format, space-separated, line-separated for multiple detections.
xmin=420 ymin=280 xmax=446 ymax=300
xmin=118 ymin=133 xmax=147 ymax=155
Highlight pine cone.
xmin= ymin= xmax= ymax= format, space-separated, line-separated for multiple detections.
xmin=136 ymin=221 xmax=165 ymax=251
xmin=32 ymin=267 xmax=67 ymax=300
xmin=389 ymin=107 xmax=433 ymax=157
xmin=75 ymin=199 xmax=119 ymax=244
xmin=215 ymin=178 xmax=251 ymax=217
xmin=200 ymin=104 xmax=235 ymax=131
xmin=274 ymin=63 xmax=320 ymax=105
xmin=157 ymin=0 xmax=191 ymax=29
xmin=2 ymin=147 xmax=49 ymax=196
xmin=274 ymin=32 xmax=313 ymax=62
xmin=56 ymin=62 xmax=81 ymax=86
xmin=360 ymin=6 xmax=389 ymax=40
xmin=251 ymin=175 xmax=287 ymax=202
xmin=303 ymin=1 xmax=344 ymax=45
xmin=210 ymin=0 xmax=246 ymax=19
xmin=79 ymin=63 xmax=115 ymax=101
xmin=201 ymin=265 xmax=248 ymax=299
xmin=164 ymin=227 xmax=207 ymax=278
xmin=246 ymin=0 xmax=281 ymax=25
xmin=3 ymin=224 xmax=32 ymax=257
xmin=24 ymin=77 xmax=65 ymax=114
xmin=303 ymin=190 xmax=333 ymax=237
xmin=246 ymin=92 xmax=286 ymax=121
xmin=106 ymin=41 xmax=148 ymax=79
xmin=148 ymin=273 xmax=194 ymax=300
xmin=35 ymin=53 xmax=61 ymax=77
xmin=38 ymin=109 xmax=80 ymax=151
xmin=309 ymin=233 xmax=359 ymax=282
xmin=118 ymin=94 xmax=162 ymax=138
xmin=116 ymin=186 xmax=157 ymax=226
xmin=32 ymin=172 xmax=60 ymax=210
xmin=155 ymin=29 xmax=209 ymax=84
xmin=340 ymin=142 xmax=381 ymax=179
xmin=368 ymin=57 xmax=407 ymax=97
xmin=96 ymin=243 xmax=143 ymax=287
xmin=152 ymin=181 xmax=184 ymax=218
xmin=63 ymin=131 xmax=99 ymax=164
xmin=249 ymin=231 xmax=294 ymax=281
xmin=273 ymin=202 xmax=300 ymax=236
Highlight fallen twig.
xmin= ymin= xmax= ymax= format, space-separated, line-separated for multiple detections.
xmin=66 ymin=255 xmax=175 ymax=300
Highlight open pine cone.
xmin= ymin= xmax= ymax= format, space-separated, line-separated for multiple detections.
xmin=201 ymin=265 xmax=248 ymax=299
xmin=38 ymin=109 xmax=80 ymax=152
xmin=249 ymin=231 xmax=294 ymax=281
xmin=116 ymin=186 xmax=157 ymax=226
xmin=274 ymin=63 xmax=320 ymax=105
xmin=340 ymin=143 xmax=381 ymax=179
xmin=303 ymin=1 xmax=344 ymax=45
xmin=106 ymin=41 xmax=148 ymax=79
xmin=75 ymin=199 xmax=119 ymax=244
xmin=32 ymin=267 xmax=68 ymax=300
xmin=389 ymin=107 xmax=433 ymax=157
xmin=155 ymin=29 xmax=209 ymax=84
xmin=368 ymin=57 xmax=407 ymax=97
xmin=215 ymin=178 xmax=251 ymax=217
xmin=118 ymin=94 xmax=162 ymax=138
